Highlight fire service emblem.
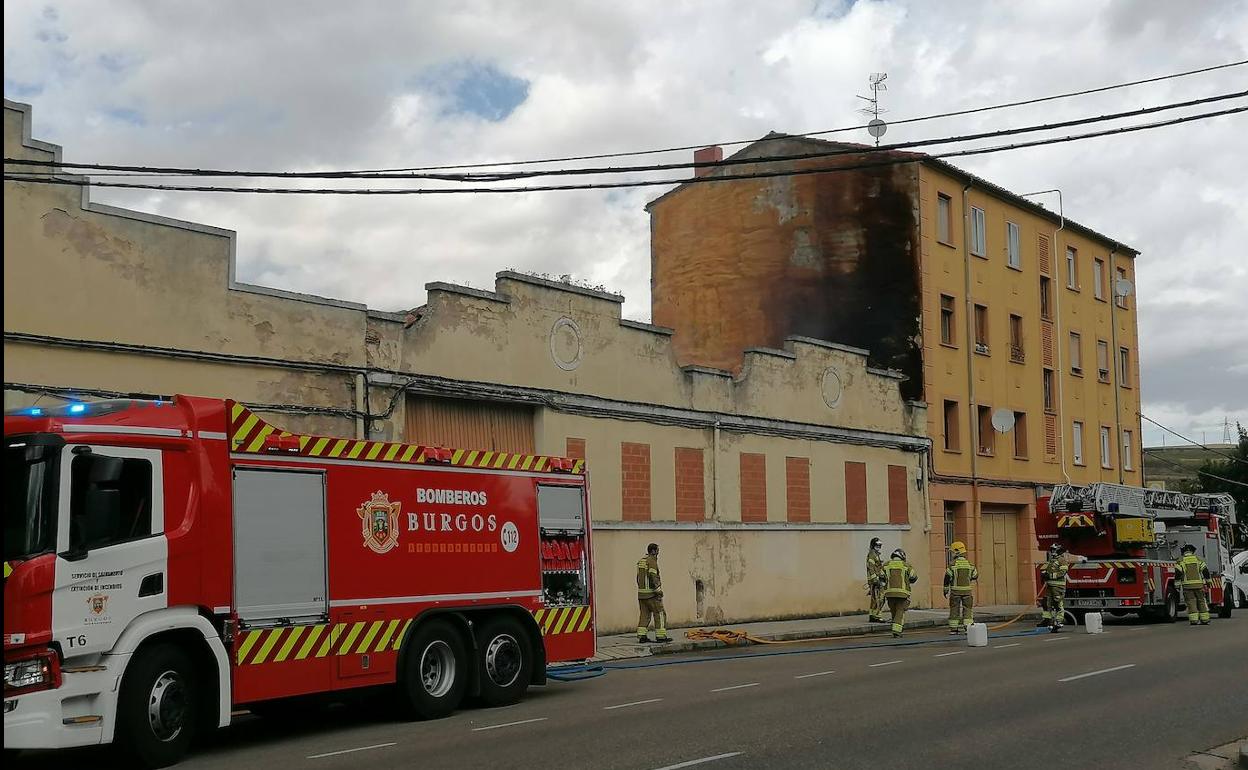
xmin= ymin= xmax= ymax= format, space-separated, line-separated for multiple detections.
xmin=357 ymin=491 xmax=402 ymax=554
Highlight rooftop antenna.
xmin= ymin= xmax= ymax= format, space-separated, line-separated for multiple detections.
xmin=857 ymin=72 xmax=889 ymax=146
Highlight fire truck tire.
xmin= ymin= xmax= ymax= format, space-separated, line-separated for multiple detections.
xmin=475 ymin=616 xmax=533 ymax=707
xmin=1219 ymin=590 xmax=1233 ymax=618
xmin=397 ymin=619 xmax=468 ymax=720
xmin=115 ymin=644 xmax=198 ymax=769
xmin=1162 ymin=589 xmax=1179 ymax=623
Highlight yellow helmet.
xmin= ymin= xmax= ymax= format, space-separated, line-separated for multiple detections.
xmin=949 ymin=541 xmax=967 ymax=556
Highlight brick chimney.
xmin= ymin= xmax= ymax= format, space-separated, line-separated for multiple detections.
xmin=693 ymin=145 xmax=723 ymax=178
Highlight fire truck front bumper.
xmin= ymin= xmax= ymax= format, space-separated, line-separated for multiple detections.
xmin=3 ymin=667 xmax=119 ymax=750
xmin=1063 ymin=596 xmax=1147 ymax=610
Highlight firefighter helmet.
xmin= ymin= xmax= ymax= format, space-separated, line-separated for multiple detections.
xmin=870 ymin=537 xmax=883 ymax=550
xmin=949 ymin=540 xmax=967 ymax=556
xmin=1049 ymin=543 xmax=1066 ymax=556
xmin=891 ymin=548 xmax=907 ymax=560
xmin=1180 ymin=543 xmax=1196 ymax=554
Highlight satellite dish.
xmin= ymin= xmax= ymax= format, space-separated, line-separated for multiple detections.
xmin=991 ymin=408 xmax=1016 ymax=433
xmin=1114 ymin=277 xmax=1134 ymax=298
xmin=867 ymin=119 xmax=888 ymax=139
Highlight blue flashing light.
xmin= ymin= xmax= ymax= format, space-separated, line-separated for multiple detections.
xmin=28 ymin=407 xmax=43 ymax=416
xmin=68 ymin=403 xmax=87 ymax=414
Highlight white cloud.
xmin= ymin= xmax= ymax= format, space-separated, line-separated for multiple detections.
xmin=4 ymin=0 xmax=1246 ymax=441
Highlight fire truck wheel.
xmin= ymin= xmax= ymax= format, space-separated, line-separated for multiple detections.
xmin=115 ymin=644 xmax=197 ymax=768
xmin=475 ymin=616 xmax=533 ymax=707
xmin=1162 ymin=589 xmax=1178 ymax=623
xmin=1219 ymin=590 xmax=1233 ymax=618
xmin=398 ymin=619 xmax=467 ymax=720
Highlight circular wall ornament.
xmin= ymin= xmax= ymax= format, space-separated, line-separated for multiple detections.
xmin=549 ymin=317 xmax=584 ymax=371
xmin=821 ymin=368 xmax=843 ymax=408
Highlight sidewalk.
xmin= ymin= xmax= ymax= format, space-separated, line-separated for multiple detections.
xmin=592 ymin=604 xmax=1040 ymax=661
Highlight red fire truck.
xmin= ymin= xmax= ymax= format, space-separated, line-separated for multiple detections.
xmin=4 ymin=396 xmax=595 ymax=766
xmin=1036 ymin=482 xmax=1236 ymax=622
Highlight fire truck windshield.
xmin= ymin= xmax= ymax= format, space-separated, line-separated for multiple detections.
xmin=3 ymin=438 xmax=62 ymax=562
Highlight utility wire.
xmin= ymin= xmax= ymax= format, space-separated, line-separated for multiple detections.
xmin=6 ymin=90 xmax=1245 ymax=182
xmin=1143 ymin=450 xmax=1248 ymax=489
xmin=6 ymin=105 xmax=1244 ymax=195
xmin=1139 ymin=413 xmax=1246 ymax=465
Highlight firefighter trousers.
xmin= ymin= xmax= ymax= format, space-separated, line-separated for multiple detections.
xmin=1183 ymin=587 xmax=1210 ymax=624
xmin=1041 ymin=585 xmax=1066 ymax=624
xmin=868 ymin=582 xmax=885 ymax=619
xmin=886 ymin=596 xmax=910 ymax=634
xmin=948 ymin=593 xmax=974 ymax=629
xmin=637 ymin=596 xmax=668 ymax=638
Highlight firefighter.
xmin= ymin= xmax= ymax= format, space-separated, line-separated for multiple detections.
xmin=866 ymin=537 xmax=887 ymax=623
xmin=1038 ymin=543 xmax=1070 ymax=632
xmin=882 ymin=548 xmax=919 ymax=638
xmin=943 ymin=541 xmax=978 ymax=634
xmin=1176 ymin=543 xmax=1212 ymax=626
xmin=636 ymin=542 xmax=672 ymax=643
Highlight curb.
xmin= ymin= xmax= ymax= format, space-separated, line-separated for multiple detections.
xmin=595 ymin=609 xmax=1042 ymax=661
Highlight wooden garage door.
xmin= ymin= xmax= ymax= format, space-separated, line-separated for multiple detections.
xmin=405 ymin=396 xmax=534 ymax=453
xmin=980 ymin=508 xmax=1020 ymax=604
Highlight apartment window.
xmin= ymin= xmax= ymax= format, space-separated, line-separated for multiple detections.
xmin=940 ymin=294 xmax=956 ymax=346
xmin=1042 ymin=369 xmax=1055 ymax=413
xmin=1009 ymin=314 xmax=1024 ymax=363
xmin=1122 ymin=430 xmax=1134 ymax=471
xmin=1007 ymin=221 xmax=1021 ymax=269
xmin=943 ymin=505 xmax=957 ymax=557
xmin=1014 ymin=412 xmax=1029 ymax=459
xmin=943 ymin=400 xmax=960 ymax=452
xmin=1066 ymin=247 xmax=1079 ymax=289
xmin=1072 ymin=421 xmax=1085 ymax=466
xmin=1069 ymin=332 xmax=1082 ymax=375
xmin=1093 ymin=258 xmax=1106 ymax=300
xmin=977 ymin=405 xmax=995 ymax=455
xmin=970 ymin=206 xmax=987 ymax=257
xmin=1115 ymin=267 xmax=1130 ymax=308
xmin=974 ymin=304 xmax=989 ymax=354
xmin=937 ymin=194 xmax=953 ymax=244
xmin=1097 ymin=340 xmax=1110 ymax=382
xmin=1119 ymin=347 xmax=1132 ymax=387
xmin=1100 ymin=426 xmax=1113 ymax=469
xmin=1039 ymin=276 xmax=1053 ymax=320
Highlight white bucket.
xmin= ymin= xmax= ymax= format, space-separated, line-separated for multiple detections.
xmin=966 ymin=622 xmax=988 ymax=647
xmin=1084 ymin=612 xmax=1104 ymax=634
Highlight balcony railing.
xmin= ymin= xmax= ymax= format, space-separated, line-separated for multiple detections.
xmin=1010 ymin=345 xmax=1025 ymax=363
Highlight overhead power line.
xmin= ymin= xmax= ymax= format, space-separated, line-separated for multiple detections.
xmin=5 ymin=105 xmax=1245 ymax=196
xmin=1140 ymin=413 xmax=1247 ymax=465
xmin=1143 ymin=450 xmax=1248 ymax=489
xmin=6 ymin=90 xmax=1245 ymax=182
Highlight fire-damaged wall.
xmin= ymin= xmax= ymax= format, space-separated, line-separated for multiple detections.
xmin=648 ymin=136 xmax=924 ymax=400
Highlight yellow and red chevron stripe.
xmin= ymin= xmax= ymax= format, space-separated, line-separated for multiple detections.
xmin=1057 ymin=514 xmax=1095 ymax=528
xmin=533 ymin=605 xmax=592 ymax=635
xmin=234 ymin=619 xmax=412 ymax=665
xmin=227 ymin=402 xmax=585 ymax=475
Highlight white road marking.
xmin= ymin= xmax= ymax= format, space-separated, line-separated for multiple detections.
xmin=651 ymin=752 xmax=744 ymax=770
xmin=1041 ymin=635 xmax=1067 ymax=641
xmin=710 ymin=682 xmax=759 ymax=693
xmin=604 ymin=698 xmax=663 ymax=710
xmin=934 ymin=651 xmax=966 ymax=657
xmin=794 ymin=670 xmax=837 ymax=679
xmin=1127 ymin=627 xmax=1147 ymax=632
xmin=1059 ymin=664 xmax=1136 ymax=683
xmin=869 ymin=660 xmax=903 ymax=667
xmin=471 ymin=717 xmax=548 ymax=731
xmin=994 ymin=643 xmax=1022 ymax=649
xmin=307 ymin=742 xmax=397 ymax=759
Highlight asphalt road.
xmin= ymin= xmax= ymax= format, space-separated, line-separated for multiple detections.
xmin=13 ymin=614 xmax=1247 ymax=770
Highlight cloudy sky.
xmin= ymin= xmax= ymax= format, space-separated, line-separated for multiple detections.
xmin=4 ymin=0 xmax=1246 ymax=447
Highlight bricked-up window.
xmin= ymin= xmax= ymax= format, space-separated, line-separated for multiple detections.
xmin=1014 ymin=412 xmax=1029 ymax=459
xmin=1097 ymin=340 xmax=1110 ymax=382
xmin=940 ymin=294 xmax=956 ymax=345
xmin=1069 ymin=332 xmax=1082 ymax=375
xmin=1072 ymin=421 xmax=1085 ymax=466
xmin=886 ymin=465 xmax=909 ymax=525
xmin=1009 ymin=314 xmax=1024 ymax=363
xmin=1007 ymin=221 xmax=1021 ymax=269
xmin=674 ymin=447 xmax=705 ymax=522
xmin=974 ymin=304 xmax=989 ymax=353
xmin=620 ymin=442 xmax=651 ymax=521
xmin=943 ymin=400 xmax=961 ymax=452
xmin=1040 ymin=276 xmax=1053 ymax=320
xmin=565 ymin=437 xmax=586 ymax=460
xmin=845 ymin=461 xmax=868 ymax=524
xmin=1115 ymin=267 xmax=1130 ymax=308
xmin=1043 ymin=369 xmax=1056 ymax=413
xmin=977 ymin=405 xmax=995 ymax=455
xmin=785 ymin=457 xmax=811 ymax=523
xmin=739 ymin=453 xmax=767 ymax=523
xmin=1094 ymin=258 xmax=1106 ymax=300
xmin=970 ymin=206 xmax=987 ymax=257
xmin=937 ymin=193 xmax=953 ymax=244
xmin=1122 ymin=430 xmax=1134 ymax=471
xmin=1066 ymin=246 xmax=1079 ymax=290
xmin=1119 ymin=347 xmax=1132 ymax=387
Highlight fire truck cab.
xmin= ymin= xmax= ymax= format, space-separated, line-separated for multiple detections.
xmin=4 ymin=396 xmax=595 ymax=767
